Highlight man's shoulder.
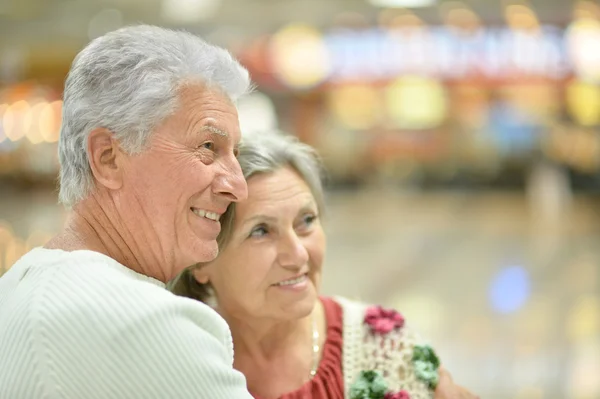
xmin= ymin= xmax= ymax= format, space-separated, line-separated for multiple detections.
xmin=25 ymin=250 xmax=230 ymax=342
xmin=0 ymin=251 xmax=250 ymax=399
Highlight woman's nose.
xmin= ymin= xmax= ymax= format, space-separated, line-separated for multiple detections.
xmin=277 ymin=233 xmax=310 ymax=269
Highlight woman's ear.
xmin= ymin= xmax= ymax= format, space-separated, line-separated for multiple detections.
xmin=192 ymin=265 xmax=211 ymax=284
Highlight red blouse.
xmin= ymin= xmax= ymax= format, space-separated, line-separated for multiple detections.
xmin=250 ymin=297 xmax=345 ymax=399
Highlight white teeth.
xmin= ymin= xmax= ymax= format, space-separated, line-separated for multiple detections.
xmin=205 ymin=212 xmax=219 ymax=221
xmin=276 ymin=275 xmax=306 ymax=286
xmin=192 ymin=208 xmax=220 ymax=221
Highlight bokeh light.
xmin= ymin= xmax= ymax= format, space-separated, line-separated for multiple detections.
xmin=0 ymin=104 xmax=7 ymax=144
xmin=489 ymin=266 xmax=531 ymax=314
xmin=566 ymin=18 xmax=600 ymax=82
xmin=327 ymin=84 xmax=382 ymax=130
xmin=4 ymin=100 xmax=32 ymax=142
xmin=269 ymin=24 xmax=331 ymax=89
xmin=384 ymin=76 xmax=448 ymax=130
xmin=566 ymin=80 xmax=600 ymax=126
xmin=566 ymin=295 xmax=600 ymax=341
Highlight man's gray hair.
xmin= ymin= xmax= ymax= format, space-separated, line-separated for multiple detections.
xmin=58 ymin=24 xmax=251 ymax=206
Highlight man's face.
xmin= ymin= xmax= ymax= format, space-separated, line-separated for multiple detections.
xmin=118 ymin=84 xmax=247 ymax=280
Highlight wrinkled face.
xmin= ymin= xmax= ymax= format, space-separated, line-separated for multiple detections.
xmin=119 ymin=84 xmax=247 ymax=280
xmin=199 ymin=167 xmax=326 ymax=322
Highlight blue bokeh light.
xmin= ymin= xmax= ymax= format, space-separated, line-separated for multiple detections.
xmin=489 ymin=266 xmax=531 ymax=314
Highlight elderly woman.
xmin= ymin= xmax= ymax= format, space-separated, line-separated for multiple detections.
xmin=171 ymin=131 xmax=477 ymax=399
xmin=0 ymin=25 xmax=254 ymax=398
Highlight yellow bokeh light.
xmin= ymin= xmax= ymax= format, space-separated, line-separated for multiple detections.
xmin=0 ymin=221 xmax=15 ymax=275
xmin=0 ymin=223 xmax=13 ymax=240
xmin=440 ymin=1 xmax=481 ymax=31
xmin=269 ymin=24 xmax=330 ymax=89
xmin=573 ymin=0 xmax=600 ymax=21
xmin=39 ymin=100 xmax=62 ymax=143
xmin=3 ymin=237 xmax=26 ymax=273
xmin=566 ymin=81 xmax=600 ymax=126
xmin=0 ymin=103 xmax=7 ymax=143
xmin=505 ymin=4 xmax=540 ymax=30
xmin=447 ymin=8 xmax=480 ymax=29
xmin=3 ymin=100 xmax=31 ymax=142
xmin=328 ymin=85 xmax=381 ymax=130
xmin=385 ymin=76 xmax=448 ymax=130
xmin=390 ymin=12 xmax=424 ymax=29
xmin=26 ymin=102 xmax=48 ymax=145
xmin=566 ymin=295 xmax=600 ymax=341
xmin=0 ymin=221 xmax=15 ymax=271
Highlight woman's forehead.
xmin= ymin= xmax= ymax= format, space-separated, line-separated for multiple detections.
xmin=238 ymin=192 xmax=316 ymax=219
xmin=236 ymin=179 xmax=315 ymax=220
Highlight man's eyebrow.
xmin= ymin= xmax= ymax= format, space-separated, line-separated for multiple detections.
xmin=202 ymin=125 xmax=228 ymax=137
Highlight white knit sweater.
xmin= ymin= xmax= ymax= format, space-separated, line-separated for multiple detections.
xmin=0 ymin=248 xmax=252 ymax=399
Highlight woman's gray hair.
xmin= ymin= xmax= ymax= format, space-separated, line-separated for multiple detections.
xmin=58 ymin=24 xmax=251 ymax=207
xmin=169 ymin=130 xmax=326 ymax=301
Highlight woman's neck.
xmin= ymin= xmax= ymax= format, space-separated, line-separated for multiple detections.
xmin=219 ymin=300 xmax=326 ymax=399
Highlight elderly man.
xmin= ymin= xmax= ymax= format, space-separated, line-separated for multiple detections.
xmin=0 ymin=25 xmax=253 ymax=398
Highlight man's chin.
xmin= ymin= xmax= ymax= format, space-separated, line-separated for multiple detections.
xmin=191 ymin=240 xmax=219 ymax=263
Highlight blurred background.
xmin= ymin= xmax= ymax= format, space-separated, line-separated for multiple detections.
xmin=1 ymin=0 xmax=600 ymax=397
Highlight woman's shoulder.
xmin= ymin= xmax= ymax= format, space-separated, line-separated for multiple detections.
xmin=330 ymin=295 xmax=428 ymax=349
xmin=330 ymin=296 xmax=438 ymax=399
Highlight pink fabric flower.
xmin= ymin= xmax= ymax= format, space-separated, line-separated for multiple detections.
xmin=364 ymin=306 xmax=405 ymax=334
xmin=384 ymin=390 xmax=411 ymax=399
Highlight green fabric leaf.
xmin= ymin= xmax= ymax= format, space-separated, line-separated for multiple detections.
xmin=412 ymin=345 xmax=441 ymax=390
xmin=349 ymin=370 xmax=389 ymax=399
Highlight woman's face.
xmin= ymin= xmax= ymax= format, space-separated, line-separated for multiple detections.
xmin=196 ymin=166 xmax=326 ymax=322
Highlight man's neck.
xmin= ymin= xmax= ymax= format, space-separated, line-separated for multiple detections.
xmin=45 ymin=195 xmax=169 ymax=282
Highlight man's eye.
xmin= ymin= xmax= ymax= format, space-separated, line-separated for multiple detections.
xmin=199 ymin=142 xmax=215 ymax=151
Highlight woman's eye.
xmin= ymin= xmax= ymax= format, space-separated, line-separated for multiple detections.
xmin=295 ymin=213 xmax=318 ymax=233
xmin=249 ymin=225 xmax=268 ymax=238
xmin=302 ymin=214 xmax=317 ymax=226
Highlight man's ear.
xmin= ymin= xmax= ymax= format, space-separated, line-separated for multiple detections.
xmin=87 ymin=128 xmax=124 ymax=191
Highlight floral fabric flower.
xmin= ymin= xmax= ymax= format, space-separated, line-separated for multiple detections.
xmin=384 ymin=390 xmax=410 ymax=399
xmin=364 ymin=306 xmax=405 ymax=334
